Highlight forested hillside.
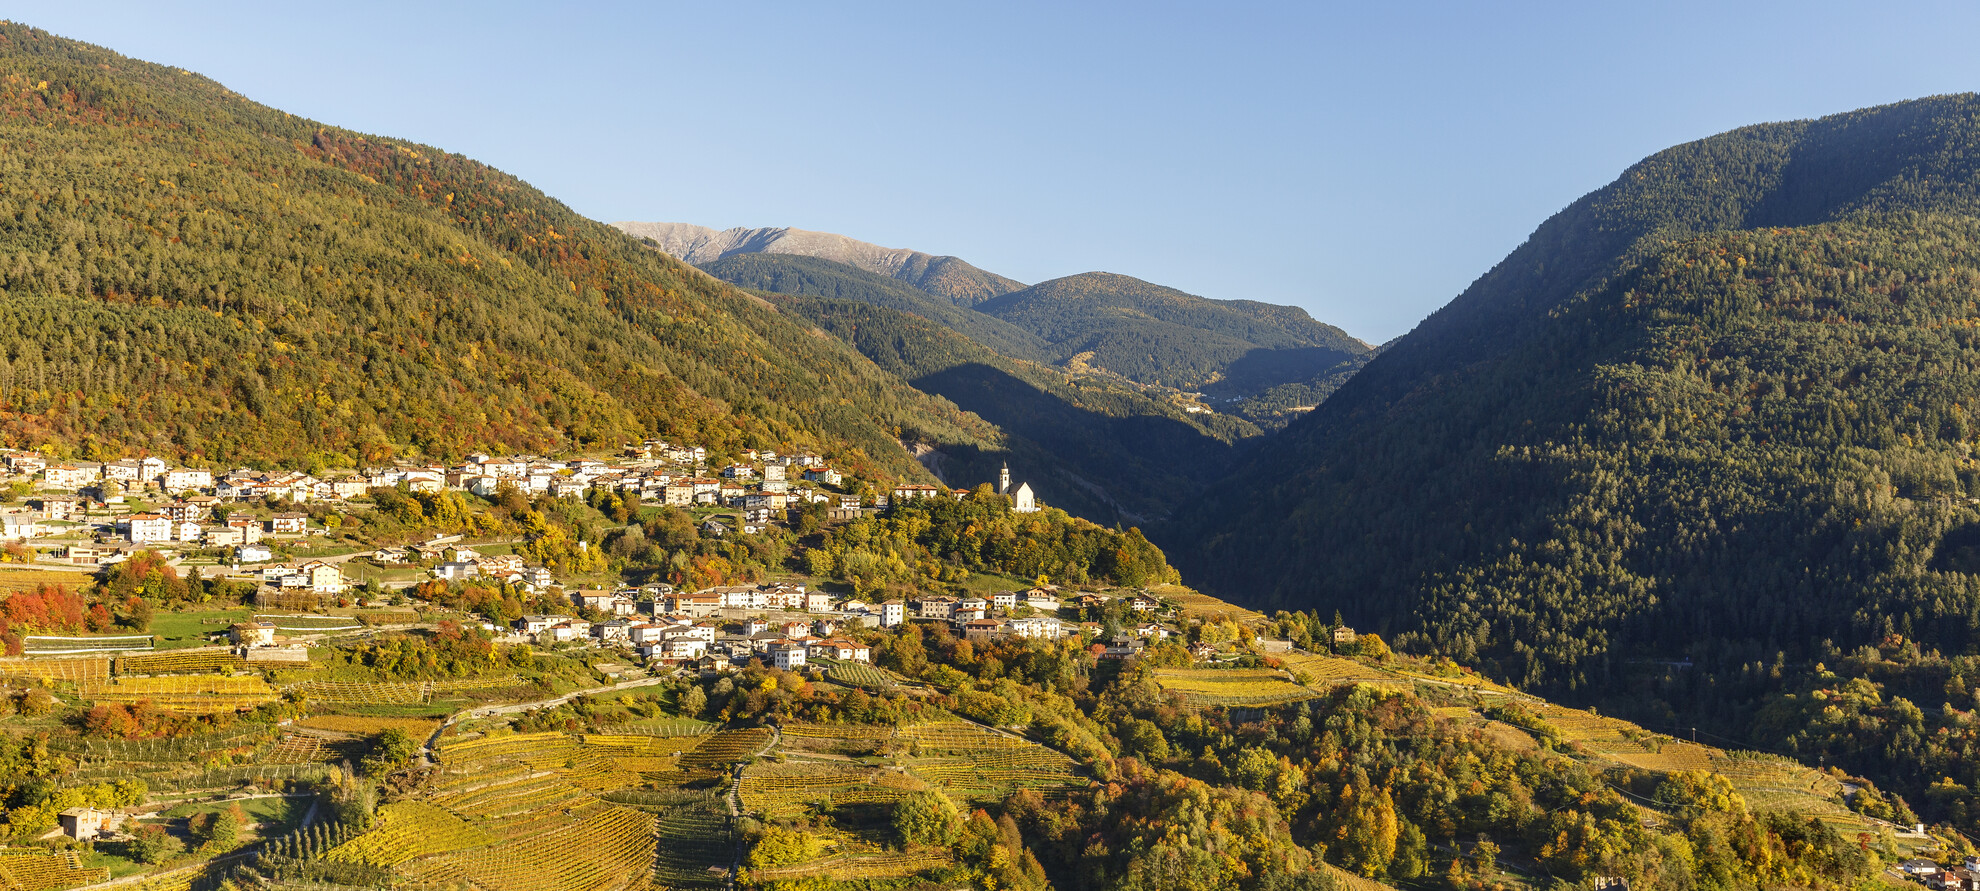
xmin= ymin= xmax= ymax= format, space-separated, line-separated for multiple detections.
xmin=780 ymin=296 xmax=1259 ymax=522
xmin=698 ymin=253 xmax=1051 ymax=362
xmin=0 ymin=24 xmax=993 ymax=479
xmin=1170 ymin=95 xmax=1980 ymax=704
xmin=978 ymin=272 xmax=1371 ymax=404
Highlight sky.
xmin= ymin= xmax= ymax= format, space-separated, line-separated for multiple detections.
xmin=13 ymin=2 xmax=1980 ymax=342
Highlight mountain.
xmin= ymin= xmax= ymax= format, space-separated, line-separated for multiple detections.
xmin=771 ymin=294 xmax=1259 ymax=523
xmin=696 ymin=253 xmax=1050 ymax=362
xmin=1169 ymin=95 xmax=1980 ymax=702
xmin=976 ymin=272 xmax=1373 ymax=417
xmin=0 ymin=23 xmax=998 ymax=480
xmin=612 ymin=221 xmax=1024 ymax=305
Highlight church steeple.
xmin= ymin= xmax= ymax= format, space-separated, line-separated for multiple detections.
xmin=999 ymin=462 xmax=1011 ymax=495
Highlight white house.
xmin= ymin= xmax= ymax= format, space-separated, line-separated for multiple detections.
xmin=770 ymin=642 xmax=807 ymax=671
xmin=126 ymin=513 xmax=172 ymax=544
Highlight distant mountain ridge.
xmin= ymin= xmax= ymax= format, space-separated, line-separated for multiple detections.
xmin=613 ymin=221 xmax=1025 ymax=305
xmin=979 ymin=271 xmax=1373 ymax=395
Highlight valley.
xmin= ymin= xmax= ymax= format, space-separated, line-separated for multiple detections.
xmin=0 ymin=16 xmax=1978 ymax=891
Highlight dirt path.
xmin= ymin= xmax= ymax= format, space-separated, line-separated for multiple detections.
xmin=420 ymin=674 xmax=668 ymax=766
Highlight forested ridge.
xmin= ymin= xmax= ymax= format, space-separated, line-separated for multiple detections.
xmin=978 ymin=272 xmax=1371 ymax=397
xmin=0 ymin=23 xmax=1001 ymax=479
xmin=1171 ymin=95 xmax=1980 ymax=715
xmin=696 ymin=252 xmax=1052 ymax=362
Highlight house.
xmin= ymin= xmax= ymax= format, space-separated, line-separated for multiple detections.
xmin=572 ymin=589 xmax=617 ymax=613
xmin=515 ymin=615 xmax=572 ymax=635
xmin=801 ymin=466 xmax=842 ymax=485
xmin=809 ymin=638 xmax=871 ymax=662
xmin=892 ymin=484 xmax=940 ymax=501
xmin=226 ymin=516 xmax=264 ymax=544
xmin=805 ymin=591 xmax=833 ymax=612
xmin=434 ymin=562 xmax=479 ymax=581
xmin=708 ymin=585 xmax=766 ymax=611
xmin=64 ymin=545 xmax=99 ymax=565
xmin=160 ymin=501 xmax=207 ymax=523
xmin=42 ymin=464 xmax=101 ymax=489
xmin=59 ymin=807 xmax=115 ymax=841
xmin=1009 ymin=616 xmax=1067 ymax=640
xmin=102 ymin=459 xmax=145 ymax=483
xmin=162 ymin=468 xmax=213 ymax=493
xmin=269 ymin=513 xmax=309 ymax=534
xmin=955 ymin=606 xmax=989 ymax=623
xmin=230 ymin=621 xmax=278 ymax=647
xmin=770 ymin=641 xmax=807 ymax=670
xmin=126 ymin=513 xmax=172 ymax=544
xmin=0 ymin=513 xmax=40 ymax=540
xmin=914 ymin=597 xmax=956 ymax=620
xmin=1128 ymin=594 xmax=1161 ymax=613
xmin=665 ymin=637 xmax=709 ymax=659
xmin=1135 ymin=622 xmax=1168 ymax=640
xmin=697 ymin=654 xmax=733 ymax=675
xmin=880 ymin=600 xmax=905 ymax=627
xmin=744 ymin=618 xmax=771 ymax=636
xmin=1902 ymin=861 xmax=1942 ymax=877
xmin=962 ymin=619 xmax=1007 ymax=642
xmin=957 ymin=596 xmax=989 ymax=614
xmin=176 ymin=521 xmax=202 ymax=542
xmin=237 ymin=544 xmax=275 ymax=563
xmin=991 ymin=591 xmax=1019 ymax=610
xmin=32 ymin=497 xmax=80 ymax=520
xmin=670 ymin=593 xmax=724 ymax=618
xmin=1331 ymin=626 xmax=1358 ymax=646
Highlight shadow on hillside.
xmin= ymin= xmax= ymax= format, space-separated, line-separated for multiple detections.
xmin=1205 ymin=346 xmax=1365 ymax=396
xmin=909 ymin=363 xmax=1243 ymax=523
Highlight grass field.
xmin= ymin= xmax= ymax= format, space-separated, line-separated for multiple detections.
xmin=148 ymin=608 xmax=254 ymax=648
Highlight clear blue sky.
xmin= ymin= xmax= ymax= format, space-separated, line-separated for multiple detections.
xmin=15 ymin=2 xmax=1980 ymax=341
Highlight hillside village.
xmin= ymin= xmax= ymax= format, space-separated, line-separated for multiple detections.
xmin=0 ymin=440 xmax=1179 ymax=672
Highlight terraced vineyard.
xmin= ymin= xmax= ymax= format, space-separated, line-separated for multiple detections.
xmin=84 ymin=674 xmax=279 ymax=711
xmin=117 ymin=648 xmax=244 ymax=675
xmin=651 ymin=799 xmax=734 ymax=889
xmin=264 ymin=734 xmax=329 ymax=765
xmin=1278 ymin=652 xmax=1398 ymax=686
xmin=294 ymin=714 xmax=444 ymax=737
xmin=1153 ymin=667 xmax=1318 ymax=706
xmin=0 ymin=656 xmax=109 ymax=687
xmin=819 ymin=658 xmax=896 ymax=691
xmin=289 ymin=675 xmax=524 ymax=705
xmin=751 ymin=849 xmax=954 ymax=883
xmin=897 ymin=719 xmax=1078 ymax=801
xmin=319 ymin=730 xmax=677 ymax=891
xmin=678 ymin=728 xmax=773 ymax=770
xmin=326 ymin=801 xmax=498 ymax=867
xmin=0 ymin=849 xmax=108 ymax=890
xmin=739 ymin=762 xmax=920 ymax=818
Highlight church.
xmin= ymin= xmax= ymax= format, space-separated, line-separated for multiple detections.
xmin=998 ymin=463 xmax=1039 ymax=513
